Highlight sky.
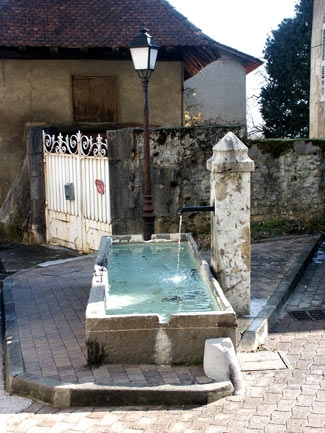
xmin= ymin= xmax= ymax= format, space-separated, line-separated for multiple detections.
xmin=168 ymin=0 xmax=298 ymax=131
xmin=168 ymin=0 xmax=297 ymax=60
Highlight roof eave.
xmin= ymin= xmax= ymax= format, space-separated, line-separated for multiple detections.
xmin=0 ymin=40 xmax=262 ymax=78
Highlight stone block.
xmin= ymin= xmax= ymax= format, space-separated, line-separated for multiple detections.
xmin=203 ymin=337 xmax=245 ymax=395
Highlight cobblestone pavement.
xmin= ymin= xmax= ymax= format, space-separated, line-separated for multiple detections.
xmin=2 ymin=237 xmax=325 ymax=432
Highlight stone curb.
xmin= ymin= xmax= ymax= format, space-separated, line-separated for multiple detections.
xmin=11 ymin=373 xmax=234 ymax=407
xmin=238 ymin=233 xmax=323 ymax=351
xmin=3 ymin=278 xmax=25 ymax=392
xmin=3 ymin=275 xmax=234 ymax=407
xmin=7 ymin=361 xmax=234 ymax=408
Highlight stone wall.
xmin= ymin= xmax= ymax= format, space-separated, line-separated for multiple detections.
xmin=108 ymin=125 xmax=238 ymax=236
xmin=249 ymin=139 xmax=325 ymax=227
xmin=109 ymin=128 xmax=325 ymax=237
xmin=1 ymin=125 xmax=325 ymax=242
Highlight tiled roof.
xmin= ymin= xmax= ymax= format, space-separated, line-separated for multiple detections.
xmin=0 ymin=0 xmax=213 ymax=47
xmin=0 ymin=0 xmax=262 ymax=77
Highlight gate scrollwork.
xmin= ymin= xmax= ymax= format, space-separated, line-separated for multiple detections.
xmin=42 ymin=130 xmax=109 ymax=157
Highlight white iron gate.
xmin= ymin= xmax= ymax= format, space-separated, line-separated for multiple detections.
xmin=42 ymin=131 xmax=111 ymax=253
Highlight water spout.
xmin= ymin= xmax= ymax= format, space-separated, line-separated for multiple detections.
xmin=178 ymin=205 xmax=215 ymax=215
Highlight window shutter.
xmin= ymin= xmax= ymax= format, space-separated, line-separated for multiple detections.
xmin=72 ymin=76 xmax=118 ymax=122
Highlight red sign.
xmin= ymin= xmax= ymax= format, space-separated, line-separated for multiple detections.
xmin=95 ymin=179 xmax=105 ymax=194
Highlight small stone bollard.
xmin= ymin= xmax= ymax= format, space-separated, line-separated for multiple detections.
xmin=203 ymin=338 xmax=245 ymax=395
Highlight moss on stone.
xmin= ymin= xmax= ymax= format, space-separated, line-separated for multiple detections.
xmin=157 ymin=129 xmax=167 ymax=145
xmin=248 ymin=138 xmax=325 ymax=158
xmin=0 ymin=222 xmax=25 ymax=242
xmin=248 ymin=139 xmax=294 ymax=158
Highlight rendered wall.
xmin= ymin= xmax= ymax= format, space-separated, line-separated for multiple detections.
xmin=0 ymin=59 xmax=182 ymax=205
xmin=184 ymin=56 xmax=246 ymax=127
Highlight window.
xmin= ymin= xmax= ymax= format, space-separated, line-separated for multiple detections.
xmin=72 ymin=76 xmax=118 ymax=122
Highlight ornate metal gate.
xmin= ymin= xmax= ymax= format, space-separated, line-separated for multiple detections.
xmin=42 ymin=131 xmax=111 ymax=253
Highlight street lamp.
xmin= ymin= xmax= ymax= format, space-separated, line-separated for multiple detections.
xmin=130 ymin=27 xmax=159 ymax=241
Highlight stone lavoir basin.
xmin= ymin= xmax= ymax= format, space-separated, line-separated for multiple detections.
xmin=86 ymin=234 xmax=236 ymax=365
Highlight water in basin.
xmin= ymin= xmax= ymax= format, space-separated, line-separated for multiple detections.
xmin=105 ymin=242 xmax=220 ymax=322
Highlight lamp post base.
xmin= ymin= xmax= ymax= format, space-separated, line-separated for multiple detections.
xmin=143 ymin=214 xmax=155 ymax=241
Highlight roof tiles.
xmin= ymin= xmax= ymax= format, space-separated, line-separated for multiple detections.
xmin=0 ymin=0 xmax=214 ymax=48
xmin=0 ymin=0 xmax=262 ymax=77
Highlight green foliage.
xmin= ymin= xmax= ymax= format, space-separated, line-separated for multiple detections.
xmin=260 ymin=0 xmax=314 ymax=138
xmin=251 ymin=217 xmax=325 ymax=242
xmin=251 ymin=220 xmax=286 ymax=240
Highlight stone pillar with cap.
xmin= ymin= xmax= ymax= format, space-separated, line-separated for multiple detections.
xmin=207 ymin=132 xmax=254 ymax=316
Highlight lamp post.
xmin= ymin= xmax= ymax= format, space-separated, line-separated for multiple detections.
xmin=130 ymin=27 xmax=159 ymax=241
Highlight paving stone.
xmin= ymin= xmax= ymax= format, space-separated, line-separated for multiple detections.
xmin=238 ymin=351 xmax=288 ymax=371
xmin=2 ymin=236 xmax=325 ymax=432
xmin=263 ymin=424 xmax=287 ymax=433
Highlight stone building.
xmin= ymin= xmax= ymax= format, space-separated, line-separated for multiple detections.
xmin=310 ymin=0 xmax=325 ymax=137
xmin=0 ymin=0 xmax=261 ymax=241
xmin=184 ymin=54 xmax=260 ymax=130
